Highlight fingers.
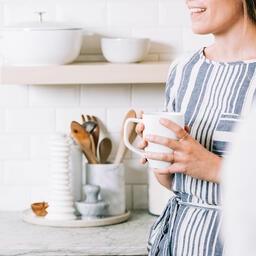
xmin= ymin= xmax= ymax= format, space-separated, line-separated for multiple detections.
xmin=137 ymin=139 xmax=147 ymax=164
xmin=140 ymin=158 xmax=147 ymax=164
xmin=135 ymin=110 xmax=145 ymax=138
xmin=135 ymin=122 xmax=145 ymax=138
xmin=159 ymin=118 xmax=188 ymax=140
xmin=185 ymin=125 xmax=190 ymax=133
xmin=154 ymin=163 xmax=187 ymax=175
xmin=144 ymin=151 xmax=174 ymax=163
xmin=144 ymin=134 xmax=182 ymax=151
xmin=137 ymin=139 xmax=148 ymax=149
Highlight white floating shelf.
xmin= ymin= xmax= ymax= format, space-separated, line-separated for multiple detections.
xmin=0 ymin=61 xmax=171 ymax=85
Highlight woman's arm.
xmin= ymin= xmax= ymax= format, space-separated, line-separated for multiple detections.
xmin=154 ymin=173 xmax=174 ymax=190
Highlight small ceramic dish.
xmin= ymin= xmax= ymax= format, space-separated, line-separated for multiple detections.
xmin=31 ymin=202 xmax=48 ymax=216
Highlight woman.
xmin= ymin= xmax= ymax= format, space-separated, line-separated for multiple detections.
xmin=136 ymin=0 xmax=256 ymax=255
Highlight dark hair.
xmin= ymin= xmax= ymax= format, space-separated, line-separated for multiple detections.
xmin=245 ymin=0 xmax=256 ymax=23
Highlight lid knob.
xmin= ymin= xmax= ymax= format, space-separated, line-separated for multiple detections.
xmin=34 ymin=11 xmax=46 ymax=23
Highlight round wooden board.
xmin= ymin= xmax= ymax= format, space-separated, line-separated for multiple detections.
xmin=22 ymin=209 xmax=131 ymax=228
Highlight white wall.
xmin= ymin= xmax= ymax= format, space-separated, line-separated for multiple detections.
xmin=0 ymin=0 xmax=214 ymax=211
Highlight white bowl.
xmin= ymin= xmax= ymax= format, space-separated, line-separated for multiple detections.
xmin=0 ymin=21 xmax=83 ymax=66
xmin=101 ymin=38 xmax=150 ymax=63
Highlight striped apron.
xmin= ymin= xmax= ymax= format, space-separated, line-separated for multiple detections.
xmin=147 ymin=47 xmax=256 ymax=256
xmin=147 ymin=192 xmax=222 ymax=256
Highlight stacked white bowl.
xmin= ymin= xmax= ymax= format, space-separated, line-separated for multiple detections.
xmin=101 ymin=37 xmax=150 ymax=63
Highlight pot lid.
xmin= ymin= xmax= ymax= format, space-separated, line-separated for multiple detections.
xmin=0 ymin=12 xmax=83 ymax=31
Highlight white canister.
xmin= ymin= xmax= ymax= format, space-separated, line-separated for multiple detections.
xmin=148 ymin=168 xmax=173 ymax=216
xmin=70 ymin=143 xmax=83 ymax=202
xmin=85 ymin=163 xmax=125 ymax=216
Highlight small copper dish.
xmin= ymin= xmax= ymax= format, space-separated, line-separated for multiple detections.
xmin=31 ymin=202 xmax=48 ymax=217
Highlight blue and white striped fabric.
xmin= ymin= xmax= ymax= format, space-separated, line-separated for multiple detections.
xmin=147 ymin=48 xmax=256 ymax=256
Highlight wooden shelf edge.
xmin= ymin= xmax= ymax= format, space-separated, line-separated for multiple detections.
xmin=0 ymin=61 xmax=171 ymax=85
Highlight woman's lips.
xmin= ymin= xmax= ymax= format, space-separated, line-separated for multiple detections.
xmin=189 ymin=8 xmax=207 ymax=17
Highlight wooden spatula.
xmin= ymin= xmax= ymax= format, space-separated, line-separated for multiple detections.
xmin=114 ymin=109 xmax=137 ymax=164
xmin=71 ymin=121 xmax=99 ymax=164
xmin=99 ymin=137 xmax=112 ymax=164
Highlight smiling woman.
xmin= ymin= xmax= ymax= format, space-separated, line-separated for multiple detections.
xmin=135 ymin=0 xmax=256 ymax=256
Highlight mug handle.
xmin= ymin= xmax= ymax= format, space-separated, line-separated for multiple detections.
xmin=123 ymin=118 xmax=144 ymax=157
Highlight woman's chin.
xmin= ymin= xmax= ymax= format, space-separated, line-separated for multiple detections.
xmin=191 ymin=25 xmax=212 ymax=35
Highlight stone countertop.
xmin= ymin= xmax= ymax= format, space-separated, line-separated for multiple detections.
xmin=0 ymin=211 xmax=157 ymax=256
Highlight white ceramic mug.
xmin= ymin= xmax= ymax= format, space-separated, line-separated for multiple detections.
xmin=124 ymin=112 xmax=184 ymax=169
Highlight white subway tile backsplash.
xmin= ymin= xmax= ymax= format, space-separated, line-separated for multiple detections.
xmin=124 ymin=159 xmax=148 ymax=184
xmin=182 ymin=28 xmax=215 ymax=53
xmin=30 ymin=133 xmax=52 ymax=159
xmin=56 ymin=107 xmax=106 ymax=134
xmin=0 ymin=134 xmax=29 ymax=160
xmin=56 ymin=0 xmax=107 ymax=27
xmin=132 ymin=84 xmax=165 ymax=107
xmin=29 ymin=85 xmax=80 ymax=106
xmin=0 ymin=162 xmax=3 ymax=184
xmin=3 ymin=1 xmax=56 ymax=25
xmin=159 ymin=53 xmax=178 ymax=61
xmin=81 ymin=84 xmax=131 ymax=107
xmin=144 ymin=54 xmax=159 ymax=62
xmin=7 ymin=108 xmax=55 ymax=132
xmin=159 ymin=0 xmax=190 ymax=28
xmin=30 ymin=186 xmax=50 ymax=203
xmin=0 ymin=110 xmax=5 ymax=132
xmin=132 ymin=27 xmax=183 ymax=56
xmin=0 ymin=4 xmax=4 ymax=26
xmin=133 ymin=184 xmax=148 ymax=210
xmin=0 ymin=85 xmax=28 ymax=107
xmin=107 ymin=0 xmax=158 ymax=27
xmin=3 ymin=160 xmax=49 ymax=185
xmin=106 ymin=107 xmax=133 ymax=133
xmin=80 ymin=27 xmax=131 ymax=55
xmin=0 ymin=186 xmax=30 ymax=211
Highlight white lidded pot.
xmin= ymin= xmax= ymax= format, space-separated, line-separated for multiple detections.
xmin=0 ymin=12 xmax=83 ymax=66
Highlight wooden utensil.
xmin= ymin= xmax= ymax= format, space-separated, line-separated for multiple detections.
xmin=99 ymin=138 xmax=112 ymax=164
xmin=71 ymin=121 xmax=99 ymax=164
xmin=81 ymin=115 xmax=97 ymax=157
xmin=114 ymin=109 xmax=137 ymax=164
xmin=81 ymin=114 xmax=86 ymax=123
xmin=91 ymin=115 xmax=100 ymax=156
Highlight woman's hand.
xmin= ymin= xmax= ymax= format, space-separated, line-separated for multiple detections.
xmin=135 ymin=111 xmax=173 ymax=190
xmin=143 ymin=118 xmax=222 ymax=184
xmin=135 ymin=110 xmax=147 ymax=163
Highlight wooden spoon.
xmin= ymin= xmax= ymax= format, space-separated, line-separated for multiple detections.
xmin=71 ymin=121 xmax=99 ymax=164
xmin=91 ymin=115 xmax=100 ymax=155
xmin=99 ymin=138 xmax=112 ymax=164
xmin=114 ymin=109 xmax=137 ymax=164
